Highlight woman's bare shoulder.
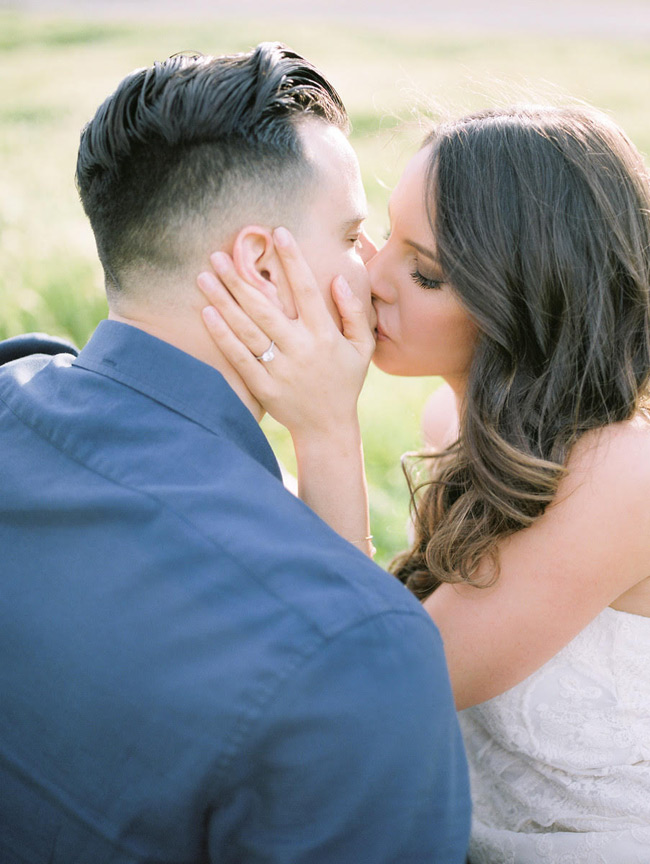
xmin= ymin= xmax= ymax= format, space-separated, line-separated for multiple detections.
xmin=426 ymin=411 xmax=650 ymax=708
xmin=560 ymin=411 xmax=650 ymax=503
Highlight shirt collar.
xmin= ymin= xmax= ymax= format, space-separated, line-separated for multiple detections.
xmin=73 ymin=320 xmax=281 ymax=479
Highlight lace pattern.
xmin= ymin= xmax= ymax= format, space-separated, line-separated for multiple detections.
xmin=460 ymin=607 xmax=650 ymax=863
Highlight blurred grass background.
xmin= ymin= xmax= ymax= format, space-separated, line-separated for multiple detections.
xmin=2 ymin=7 xmax=649 ymax=563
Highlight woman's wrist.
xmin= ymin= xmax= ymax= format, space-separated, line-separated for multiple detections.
xmin=290 ymin=414 xmax=362 ymax=457
xmin=350 ymin=534 xmax=377 ymax=558
xmin=290 ymin=418 xmax=371 ymax=556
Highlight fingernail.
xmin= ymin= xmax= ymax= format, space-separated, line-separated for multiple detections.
xmin=210 ymin=251 xmax=228 ymax=273
xmin=336 ymin=275 xmax=352 ymax=296
xmin=274 ymin=226 xmax=290 ymax=247
xmin=197 ymin=272 xmax=216 ymax=291
xmin=201 ymin=306 xmax=222 ymax=326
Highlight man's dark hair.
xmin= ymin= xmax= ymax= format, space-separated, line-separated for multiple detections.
xmin=76 ymin=43 xmax=348 ymax=295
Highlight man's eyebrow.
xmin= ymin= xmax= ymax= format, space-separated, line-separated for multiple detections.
xmin=341 ymin=215 xmax=367 ymax=232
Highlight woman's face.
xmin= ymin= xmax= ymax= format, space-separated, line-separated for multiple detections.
xmin=368 ymin=145 xmax=478 ymax=388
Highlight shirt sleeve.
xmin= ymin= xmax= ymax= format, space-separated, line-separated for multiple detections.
xmin=0 ymin=332 xmax=79 ymax=365
xmin=209 ymin=610 xmax=471 ymax=864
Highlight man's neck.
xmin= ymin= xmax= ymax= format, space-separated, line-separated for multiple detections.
xmin=107 ymin=307 xmax=264 ymax=422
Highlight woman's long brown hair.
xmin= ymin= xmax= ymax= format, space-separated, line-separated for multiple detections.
xmin=392 ymin=106 xmax=650 ymax=600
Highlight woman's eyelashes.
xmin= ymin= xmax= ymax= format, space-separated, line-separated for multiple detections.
xmin=384 ymin=225 xmax=444 ymax=289
xmin=410 ymin=269 xmax=445 ymax=290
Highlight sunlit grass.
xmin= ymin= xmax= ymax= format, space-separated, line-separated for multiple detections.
xmin=2 ymin=9 xmax=649 ymax=562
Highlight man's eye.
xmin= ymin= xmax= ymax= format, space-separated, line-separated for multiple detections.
xmin=383 ymin=228 xmax=391 ymax=241
xmin=349 ymin=235 xmax=361 ymax=247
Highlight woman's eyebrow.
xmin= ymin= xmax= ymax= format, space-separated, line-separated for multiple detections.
xmin=386 ymin=199 xmax=438 ymax=261
xmin=406 ymin=239 xmax=438 ymax=261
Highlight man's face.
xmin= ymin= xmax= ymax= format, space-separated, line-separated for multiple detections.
xmin=291 ymin=120 xmax=373 ymax=329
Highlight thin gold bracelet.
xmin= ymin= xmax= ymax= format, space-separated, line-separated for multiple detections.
xmin=351 ymin=535 xmax=376 ymax=558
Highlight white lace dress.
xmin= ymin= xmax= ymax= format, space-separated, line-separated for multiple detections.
xmin=459 ymin=607 xmax=650 ymax=863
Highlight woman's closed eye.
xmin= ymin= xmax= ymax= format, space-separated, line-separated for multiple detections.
xmin=410 ymin=269 xmax=445 ymax=290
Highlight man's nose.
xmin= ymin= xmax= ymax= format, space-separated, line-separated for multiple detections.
xmin=358 ymin=230 xmax=378 ymax=265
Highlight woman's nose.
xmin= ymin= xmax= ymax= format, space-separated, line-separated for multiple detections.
xmin=367 ymin=244 xmax=396 ymax=304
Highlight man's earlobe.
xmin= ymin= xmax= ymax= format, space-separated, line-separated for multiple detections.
xmin=232 ymin=227 xmax=283 ymax=310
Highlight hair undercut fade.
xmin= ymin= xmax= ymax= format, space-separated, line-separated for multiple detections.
xmin=76 ymin=43 xmax=348 ymax=296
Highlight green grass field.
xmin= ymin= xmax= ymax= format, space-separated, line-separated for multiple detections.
xmin=2 ymin=9 xmax=649 ymax=562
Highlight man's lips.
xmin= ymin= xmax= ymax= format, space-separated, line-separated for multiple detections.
xmin=374 ymin=319 xmax=389 ymax=341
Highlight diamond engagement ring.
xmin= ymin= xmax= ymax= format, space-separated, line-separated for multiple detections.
xmin=255 ymin=340 xmax=276 ymax=362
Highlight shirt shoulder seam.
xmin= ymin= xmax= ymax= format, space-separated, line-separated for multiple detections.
xmin=210 ymin=608 xmax=438 ymax=788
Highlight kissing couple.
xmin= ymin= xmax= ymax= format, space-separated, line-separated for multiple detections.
xmin=2 ymin=41 xmax=650 ymax=864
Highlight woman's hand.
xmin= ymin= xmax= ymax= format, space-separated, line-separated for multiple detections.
xmin=197 ymin=227 xmax=376 ymax=556
xmin=197 ymin=227 xmax=375 ymax=442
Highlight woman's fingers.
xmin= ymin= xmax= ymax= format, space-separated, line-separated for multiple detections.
xmin=332 ymin=276 xmax=376 ymax=362
xmin=273 ymin=227 xmax=332 ymax=330
xmin=197 ymin=270 xmax=277 ymax=360
xmin=207 ymin=252 xmax=292 ymax=344
xmin=200 ymin=305 xmax=272 ymax=397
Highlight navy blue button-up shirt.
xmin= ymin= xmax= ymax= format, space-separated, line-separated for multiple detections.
xmin=0 ymin=321 xmax=470 ymax=863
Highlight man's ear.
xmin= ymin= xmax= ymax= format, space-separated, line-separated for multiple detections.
xmin=232 ymin=226 xmax=297 ymax=317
